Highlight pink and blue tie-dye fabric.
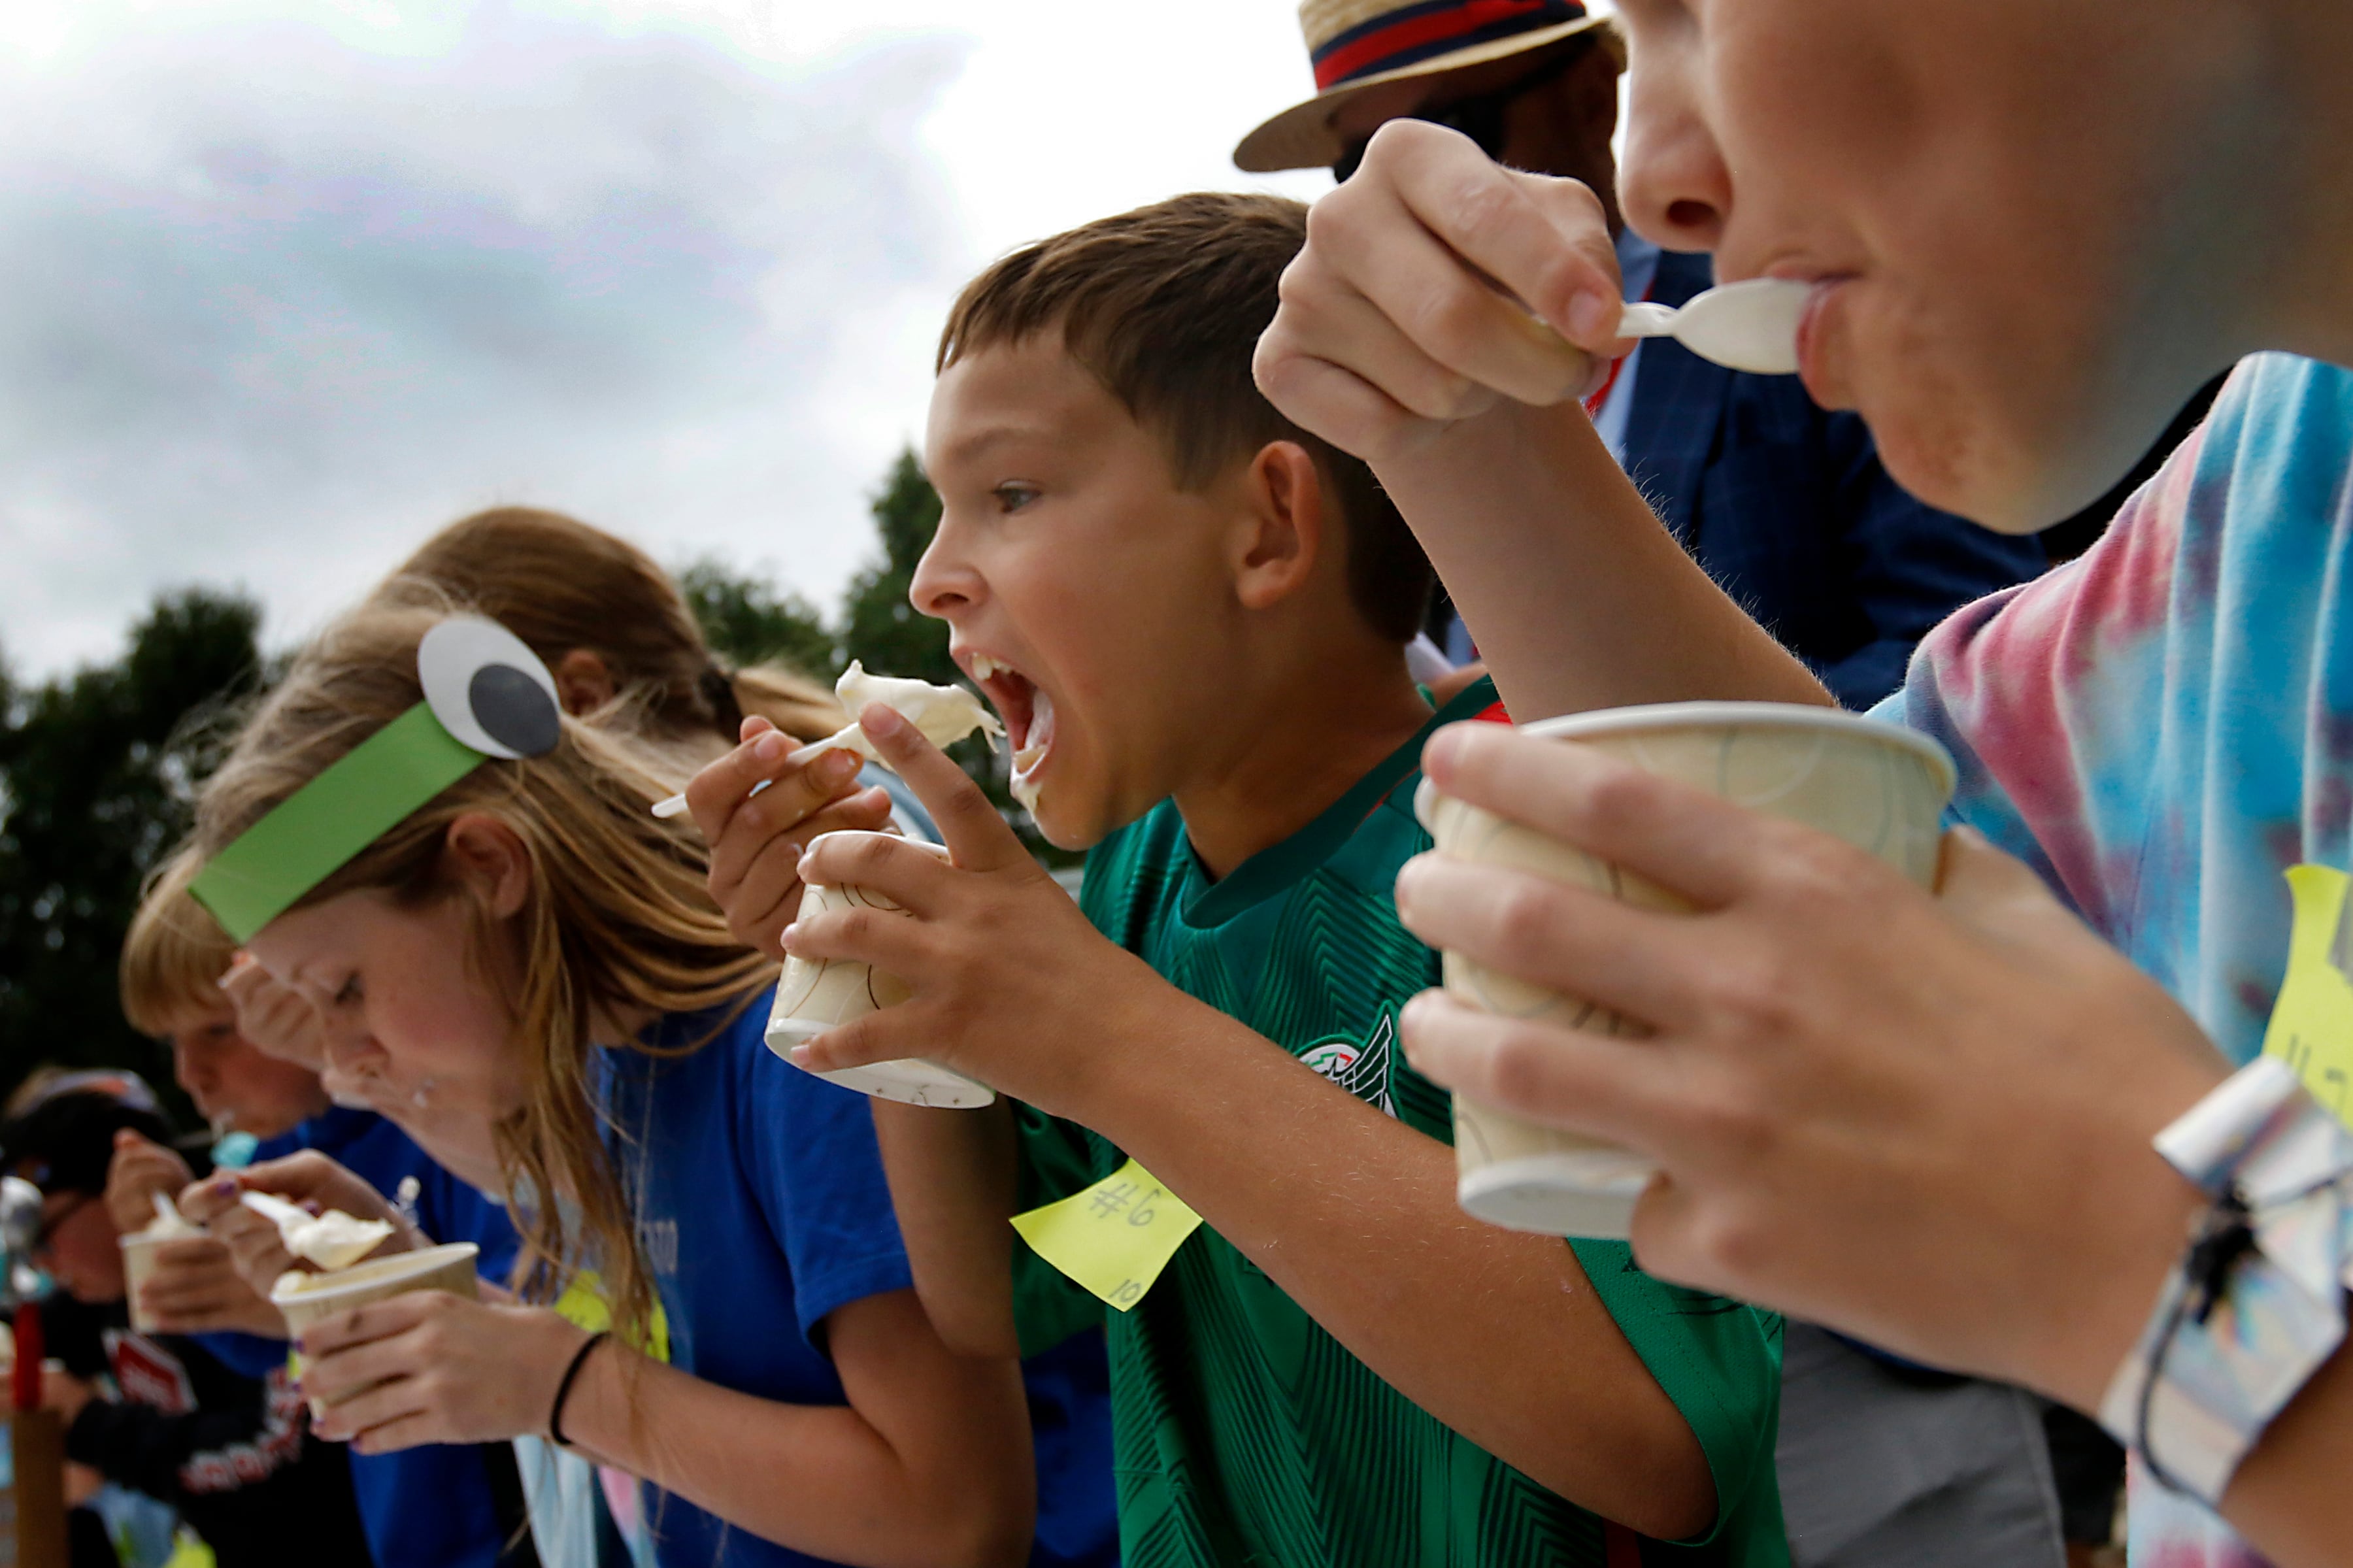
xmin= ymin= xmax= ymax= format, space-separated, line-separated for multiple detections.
xmin=1873 ymin=352 xmax=2353 ymax=1568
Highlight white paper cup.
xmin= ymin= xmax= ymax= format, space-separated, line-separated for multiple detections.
xmin=765 ymin=832 xmax=996 ymax=1109
xmin=1417 ymin=702 xmax=1956 ymax=1239
xmin=271 ymin=1242 xmax=481 ymax=1343
xmin=118 ymin=1229 xmax=203 ymax=1334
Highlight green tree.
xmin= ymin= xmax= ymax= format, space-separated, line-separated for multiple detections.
xmin=0 ymin=590 xmax=265 ymax=1110
xmin=676 ymin=558 xmax=837 ymax=680
xmin=839 ymin=448 xmax=956 ymax=688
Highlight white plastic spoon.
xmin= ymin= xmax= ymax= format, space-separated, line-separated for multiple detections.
xmin=1616 ymin=277 xmax=1810 ymax=376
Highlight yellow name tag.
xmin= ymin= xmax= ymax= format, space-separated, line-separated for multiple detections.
xmin=2260 ymin=864 xmax=2353 ymax=1127
xmin=1009 ymin=1158 xmax=1203 ymax=1311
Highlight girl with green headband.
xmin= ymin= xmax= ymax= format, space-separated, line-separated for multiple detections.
xmin=180 ymin=590 xmax=1114 ymax=1568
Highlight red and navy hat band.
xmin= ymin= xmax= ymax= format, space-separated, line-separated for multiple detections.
xmin=1310 ymin=0 xmax=1590 ymax=92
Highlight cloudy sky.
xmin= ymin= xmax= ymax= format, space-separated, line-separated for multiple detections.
xmin=0 ymin=0 xmax=1365 ymax=677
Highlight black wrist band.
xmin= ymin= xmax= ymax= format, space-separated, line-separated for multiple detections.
xmin=548 ymin=1329 xmax=609 ymax=1450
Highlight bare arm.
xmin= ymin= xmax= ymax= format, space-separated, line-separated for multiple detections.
xmin=1073 ymin=992 xmax=1714 ymax=1540
xmin=869 ymin=1099 xmax=1024 ymax=1359
xmin=563 ymin=1291 xmax=1035 ymax=1568
xmin=786 ymin=726 xmax=1724 ymax=1541
xmin=2222 ymin=1347 xmax=2353 ymax=1567
xmin=301 ymin=1287 xmax=1035 ymax=1568
xmin=1253 ymin=120 xmax=1826 ymax=719
xmin=1380 ymin=399 xmax=1828 ymax=718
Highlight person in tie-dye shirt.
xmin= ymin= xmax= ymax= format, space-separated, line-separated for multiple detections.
xmin=1246 ymin=1 xmax=2353 ymax=1565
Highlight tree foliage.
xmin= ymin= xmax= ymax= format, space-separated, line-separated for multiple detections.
xmin=839 ymin=449 xmax=956 ymax=689
xmin=0 ymin=590 xmax=265 ymax=1110
xmin=676 ymin=558 xmax=836 ymax=681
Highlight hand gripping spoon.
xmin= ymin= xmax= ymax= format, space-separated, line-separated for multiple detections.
xmin=1615 ymin=277 xmax=1810 ymax=376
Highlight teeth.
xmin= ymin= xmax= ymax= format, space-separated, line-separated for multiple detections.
xmin=971 ymin=655 xmax=999 ymax=680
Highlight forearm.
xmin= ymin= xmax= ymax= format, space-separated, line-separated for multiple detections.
xmin=2212 ymin=1344 xmax=2353 ymax=1567
xmin=1378 ymin=399 xmax=1829 ymax=720
xmin=870 ymin=1100 xmax=1023 ymax=1358
xmin=561 ymin=1344 xmax=1027 ymax=1568
xmin=1065 ymin=992 xmax=1714 ymax=1539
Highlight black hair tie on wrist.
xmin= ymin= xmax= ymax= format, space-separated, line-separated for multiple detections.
xmin=548 ymin=1329 xmax=610 ymax=1450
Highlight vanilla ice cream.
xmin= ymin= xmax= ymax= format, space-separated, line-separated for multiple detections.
xmin=800 ymin=662 xmax=1005 ymax=767
xmin=241 ymin=1191 xmax=395 ymax=1271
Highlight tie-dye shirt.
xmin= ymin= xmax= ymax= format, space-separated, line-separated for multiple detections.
xmin=1873 ymin=352 xmax=2353 ymax=1568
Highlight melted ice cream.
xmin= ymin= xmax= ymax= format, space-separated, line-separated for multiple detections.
xmin=241 ymin=1191 xmax=395 ymax=1271
xmin=803 ymin=662 xmax=1005 ymax=768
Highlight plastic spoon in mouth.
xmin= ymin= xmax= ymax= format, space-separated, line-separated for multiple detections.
xmin=1615 ymin=278 xmax=1810 ymax=376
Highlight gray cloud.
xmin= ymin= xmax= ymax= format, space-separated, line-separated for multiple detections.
xmin=0 ymin=1 xmax=969 ymax=675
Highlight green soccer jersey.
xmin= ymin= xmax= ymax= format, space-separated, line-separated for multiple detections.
xmin=1011 ymin=679 xmax=1790 ymax=1568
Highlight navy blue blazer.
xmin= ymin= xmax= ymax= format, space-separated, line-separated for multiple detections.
xmin=1621 ymin=250 xmax=2044 ymax=708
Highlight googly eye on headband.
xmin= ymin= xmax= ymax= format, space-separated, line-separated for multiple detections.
xmin=188 ymin=616 xmax=562 ymax=943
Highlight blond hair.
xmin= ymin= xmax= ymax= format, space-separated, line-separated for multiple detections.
xmin=120 ymin=849 xmax=238 ymax=1039
xmin=392 ymin=507 xmax=844 ymax=744
xmin=191 ymin=591 xmax=774 ymax=1343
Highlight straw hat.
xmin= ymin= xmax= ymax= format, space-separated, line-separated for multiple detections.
xmin=1235 ymin=0 xmax=1622 ymax=174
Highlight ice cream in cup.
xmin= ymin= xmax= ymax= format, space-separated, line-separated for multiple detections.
xmin=766 ymin=831 xmax=996 ymax=1109
xmin=273 ymin=1242 xmax=481 ymax=1408
xmin=1416 ymin=702 xmax=1956 ymax=1240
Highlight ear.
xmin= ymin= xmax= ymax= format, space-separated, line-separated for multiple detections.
xmin=552 ymin=650 xmax=617 ymax=716
xmin=441 ymin=814 xmax=535 ymax=921
xmin=1230 ymin=442 xmax=1327 ymax=613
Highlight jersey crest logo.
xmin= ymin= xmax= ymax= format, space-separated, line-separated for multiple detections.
xmin=1299 ymin=1012 xmax=1398 ymax=1118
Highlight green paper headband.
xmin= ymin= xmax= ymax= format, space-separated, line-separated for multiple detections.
xmin=189 ymin=616 xmax=563 ymax=943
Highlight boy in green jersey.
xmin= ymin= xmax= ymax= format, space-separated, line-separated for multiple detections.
xmin=686 ymin=193 xmax=1787 ymax=1567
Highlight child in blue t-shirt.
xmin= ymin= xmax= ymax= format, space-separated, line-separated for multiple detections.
xmin=178 ymin=591 xmax=1115 ymax=1568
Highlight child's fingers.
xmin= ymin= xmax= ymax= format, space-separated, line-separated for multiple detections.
xmin=854 ymin=705 xmax=1026 ymax=873
xmin=178 ymin=1174 xmax=246 ymax=1226
xmin=702 ymin=751 xmax=869 ymax=897
xmin=299 ymin=1293 xmax=433 ymax=1361
xmin=782 ymin=1002 xmax=927 ymax=1078
xmin=794 ymin=832 xmax=959 ymax=923
xmin=309 ymin=1370 xmax=426 ymax=1444
xmin=687 ymin=732 xmax=863 ymax=849
xmin=1371 ymin=122 xmax=1624 ymax=353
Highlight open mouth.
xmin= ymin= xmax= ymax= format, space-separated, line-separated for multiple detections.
xmin=965 ymin=651 xmax=1056 ymax=810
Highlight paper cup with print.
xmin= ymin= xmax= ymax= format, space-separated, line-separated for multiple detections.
xmin=765 ymin=831 xmax=997 ymax=1109
xmin=1416 ymin=702 xmax=1955 ymax=1240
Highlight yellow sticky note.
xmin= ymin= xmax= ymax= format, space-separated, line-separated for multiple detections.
xmin=2260 ymin=864 xmax=2353 ymax=1127
xmin=553 ymin=1269 xmax=670 ymax=1363
xmin=1010 ymin=1158 xmax=1203 ymax=1311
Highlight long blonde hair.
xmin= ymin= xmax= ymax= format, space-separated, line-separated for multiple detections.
xmin=391 ymin=507 xmax=844 ymax=746
xmin=191 ymin=591 xmax=773 ymax=1343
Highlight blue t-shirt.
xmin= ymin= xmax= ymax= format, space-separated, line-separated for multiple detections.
xmin=1875 ymin=354 xmax=2353 ymax=1568
xmin=204 ymin=1107 xmax=525 ymax=1568
xmin=602 ymin=988 xmax=1116 ymax=1568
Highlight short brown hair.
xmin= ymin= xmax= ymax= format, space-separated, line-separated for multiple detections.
xmin=938 ymin=193 xmax=1434 ymax=642
xmin=120 ymin=849 xmax=236 ymax=1039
